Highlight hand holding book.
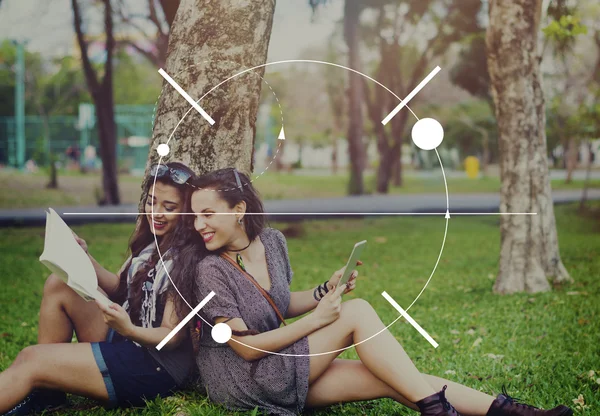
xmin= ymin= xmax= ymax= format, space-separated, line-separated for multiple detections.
xmin=39 ymin=208 xmax=111 ymax=308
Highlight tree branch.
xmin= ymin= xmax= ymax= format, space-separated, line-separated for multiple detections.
xmin=148 ymin=0 xmax=166 ymax=37
xmin=408 ymin=2 xmax=456 ymax=88
xmin=102 ymin=0 xmax=115 ymax=89
xmin=71 ymin=0 xmax=100 ymax=93
xmin=117 ymin=39 xmax=162 ymax=67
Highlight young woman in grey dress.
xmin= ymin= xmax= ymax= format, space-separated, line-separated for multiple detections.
xmin=186 ymin=168 xmax=572 ymax=416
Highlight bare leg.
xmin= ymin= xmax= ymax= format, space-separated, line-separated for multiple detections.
xmin=306 ymin=359 xmax=419 ymax=411
xmin=0 ymin=343 xmax=108 ymax=413
xmin=307 ymin=299 xmax=495 ymax=415
xmin=308 ymin=298 xmax=436 ymax=403
xmin=38 ymin=274 xmax=108 ymax=344
xmin=307 ymin=361 xmax=493 ymax=416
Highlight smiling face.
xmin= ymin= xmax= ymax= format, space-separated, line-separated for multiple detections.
xmin=144 ymin=181 xmax=183 ymax=237
xmin=191 ymin=189 xmax=245 ymax=251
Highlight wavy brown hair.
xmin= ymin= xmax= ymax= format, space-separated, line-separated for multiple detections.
xmin=114 ymin=161 xmax=197 ymax=326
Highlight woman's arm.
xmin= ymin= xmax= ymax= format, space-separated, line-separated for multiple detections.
xmin=218 ymin=284 xmax=346 ymax=362
xmin=286 ymin=287 xmax=325 ymax=318
xmin=88 ymin=254 xmax=121 ymax=296
xmin=96 ymin=297 xmax=186 ymax=351
xmin=73 ymin=232 xmax=121 ymax=296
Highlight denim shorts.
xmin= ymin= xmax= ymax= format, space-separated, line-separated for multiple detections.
xmin=91 ymin=329 xmax=178 ymax=408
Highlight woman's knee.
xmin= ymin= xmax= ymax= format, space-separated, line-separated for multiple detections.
xmin=340 ymin=298 xmax=377 ymax=322
xmin=43 ymin=274 xmax=68 ymax=296
xmin=14 ymin=346 xmax=48 ymax=387
xmin=14 ymin=345 xmax=40 ymax=369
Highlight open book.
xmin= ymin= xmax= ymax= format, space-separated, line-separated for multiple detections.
xmin=39 ymin=208 xmax=111 ymax=307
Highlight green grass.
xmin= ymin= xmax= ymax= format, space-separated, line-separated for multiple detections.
xmin=0 ymin=169 xmax=598 ymax=208
xmin=0 ymin=204 xmax=598 ymax=415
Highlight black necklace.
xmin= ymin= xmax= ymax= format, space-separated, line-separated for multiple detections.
xmin=229 ymin=240 xmax=252 ymax=272
xmin=229 ymin=240 xmax=252 ymax=252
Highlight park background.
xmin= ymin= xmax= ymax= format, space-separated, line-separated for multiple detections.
xmin=0 ymin=0 xmax=599 ymax=415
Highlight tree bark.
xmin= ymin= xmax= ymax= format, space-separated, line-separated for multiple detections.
xmin=487 ymin=0 xmax=571 ymax=293
xmin=146 ymin=0 xmax=275 ymax=179
xmin=344 ymin=0 xmax=365 ymax=195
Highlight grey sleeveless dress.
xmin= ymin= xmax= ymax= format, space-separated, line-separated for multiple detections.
xmin=194 ymin=228 xmax=310 ymax=415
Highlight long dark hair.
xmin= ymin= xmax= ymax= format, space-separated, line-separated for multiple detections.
xmin=166 ymin=202 xmax=208 ymax=323
xmin=115 ymin=161 xmax=197 ymax=326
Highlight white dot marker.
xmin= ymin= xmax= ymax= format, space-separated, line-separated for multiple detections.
xmin=211 ymin=322 xmax=232 ymax=343
xmin=411 ymin=118 xmax=444 ymax=150
xmin=156 ymin=143 xmax=170 ymax=156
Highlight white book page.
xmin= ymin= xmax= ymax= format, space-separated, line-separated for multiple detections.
xmin=39 ymin=208 xmax=110 ymax=306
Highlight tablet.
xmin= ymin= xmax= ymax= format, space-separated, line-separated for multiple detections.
xmin=338 ymin=240 xmax=367 ymax=286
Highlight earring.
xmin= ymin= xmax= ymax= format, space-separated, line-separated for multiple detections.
xmin=237 ymin=216 xmax=243 ymax=225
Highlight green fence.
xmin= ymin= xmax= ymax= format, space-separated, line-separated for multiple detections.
xmin=0 ymin=105 xmax=155 ymax=173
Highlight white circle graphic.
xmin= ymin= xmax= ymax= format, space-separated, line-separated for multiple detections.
xmin=212 ymin=322 xmax=232 ymax=343
xmin=412 ymin=118 xmax=444 ymax=150
xmin=156 ymin=143 xmax=170 ymax=156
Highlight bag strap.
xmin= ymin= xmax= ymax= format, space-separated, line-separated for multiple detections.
xmin=219 ymin=253 xmax=287 ymax=326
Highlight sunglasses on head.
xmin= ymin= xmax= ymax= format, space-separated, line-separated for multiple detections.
xmin=149 ymin=164 xmax=192 ymax=185
xmin=233 ymin=169 xmax=244 ymax=193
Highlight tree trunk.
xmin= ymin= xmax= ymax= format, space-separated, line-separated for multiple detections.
xmin=331 ymin=135 xmax=338 ymax=175
xmin=486 ymin=0 xmax=571 ymax=294
xmin=146 ymin=0 xmax=275 ymax=180
xmin=375 ymin=132 xmax=392 ymax=193
xmin=39 ymin=110 xmax=58 ymax=189
xmin=344 ymin=0 xmax=365 ymax=195
xmin=481 ymin=130 xmax=490 ymax=176
xmin=72 ymin=0 xmax=120 ymax=205
xmin=390 ymin=113 xmax=404 ymax=187
xmin=96 ymin=93 xmax=120 ymax=204
xmin=579 ymin=140 xmax=593 ymax=212
xmin=565 ymin=137 xmax=577 ymax=184
xmin=392 ymin=151 xmax=401 ymax=186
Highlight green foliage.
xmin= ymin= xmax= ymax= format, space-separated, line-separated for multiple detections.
xmin=547 ymin=97 xmax=600 ymax=153
xmin=113 ymin=50 xmax=162 ymax=105
xmin=0 ymin=40 xmax=45 ymax=116
xmin=426 ymin=100 xmax=497 ymax=161
xmin=543 ymin=0 xmax=588 ymax=60
xmin=543 ymin=15 xmax=588 ymax=46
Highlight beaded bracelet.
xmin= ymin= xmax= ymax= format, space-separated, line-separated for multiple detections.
xmin=313 ymin=286 xmax=321 ymax=302
xmin=314 ymin=280 xmax=332 ymax=302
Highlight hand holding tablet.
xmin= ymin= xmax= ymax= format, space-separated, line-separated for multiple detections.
xmin=338 ymin=240 xmax=367 ymax=287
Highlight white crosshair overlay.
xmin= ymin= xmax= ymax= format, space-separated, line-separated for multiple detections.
xmin=381 ymin=66 xmax=441 ymax=126
xmin=382 ymin=291 xmax=439 ymax=348
xmin=158 ymin=68 xmax=215 ymax=125
xmin=78 ymin=63 xmax=531 ymax=349
xmin=156 ymin=291 xmax=215 ymax=351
